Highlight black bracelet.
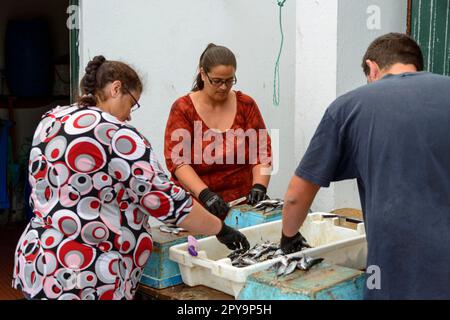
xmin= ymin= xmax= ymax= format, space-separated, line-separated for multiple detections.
xmin=198 ymin=188 xmax=211 ymax=203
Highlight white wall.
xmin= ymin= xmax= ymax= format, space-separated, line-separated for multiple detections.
xmin=333 ymin=0 xmax=407 ymax=210
xmin=295 ymin=0 xmax=339 ymax=211
xmin=295 ymin=0 xmax=407 ymax=212
xmin=79 ymin=0 xmax=408 ymax=211
xmin=79 ymin=0 xmax=297 ymax=199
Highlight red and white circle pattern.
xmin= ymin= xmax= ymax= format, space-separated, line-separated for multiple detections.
xmin=111 ymin=129 xmax=146 ymax=161
xmin=66 ymin=137 xmax=107 ymax=174
xmin=64 ymin=110 xmax=101 ymax=135
xmin=13 ymin=106 xmax=193 ymax=300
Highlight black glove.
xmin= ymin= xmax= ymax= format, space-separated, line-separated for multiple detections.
xmin=216 ymin=222 xmax=250 ymax=251
xmin=199 ymin=188 xmax=230 ymax=218
xmin=280 ymin=231 xmax=310 ymax=254
xmin=247 ymin=184 xmax=269 ymax=206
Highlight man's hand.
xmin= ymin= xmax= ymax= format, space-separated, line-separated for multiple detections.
xmin=216 ymin=222 xmax=250 ymax=251
xmin=280 ymin=231 xmax=310 ymax=254
xmin=199 ymin=188 xmax=230 ymax=218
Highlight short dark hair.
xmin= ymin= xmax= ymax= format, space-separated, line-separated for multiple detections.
xmin=192 ymin=43 xmax=237 ymax=92
xmin=362 ymin=33 xmax=424 ymax=75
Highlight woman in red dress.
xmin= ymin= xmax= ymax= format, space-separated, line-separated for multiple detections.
xmin=165 ymin=44 xmax=272 ymax=219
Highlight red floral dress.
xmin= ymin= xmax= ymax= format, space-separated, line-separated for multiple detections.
xmin=164 ymin=91 xmax=272 ymax=207
xmin=12 ymin=105 xmax=192 ymax=300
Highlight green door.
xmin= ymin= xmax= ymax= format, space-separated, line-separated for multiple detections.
xmin=70 ymin=0 xmax=80 ymax=103
xmin=410 ymin=0 xmax=450 ymax=76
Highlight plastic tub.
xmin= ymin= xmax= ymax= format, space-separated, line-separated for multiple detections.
xmin=169 ymin=213 xmax=367 ymax=298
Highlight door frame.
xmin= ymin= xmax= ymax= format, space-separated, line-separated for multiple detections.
xmin=69 ymin=0 xmax=80 ymax=104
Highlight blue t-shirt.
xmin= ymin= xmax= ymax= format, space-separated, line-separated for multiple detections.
xmin=296 ymin=72 xmax=450 ymax=299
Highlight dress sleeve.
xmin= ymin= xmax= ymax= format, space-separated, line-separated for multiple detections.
xmin=164 ymin=98 xmax=194 ymax=176
xmin=109 ymin=125 xmax=193 ymax=225
xmin=245 ymin=99 xmax=272 ymax=167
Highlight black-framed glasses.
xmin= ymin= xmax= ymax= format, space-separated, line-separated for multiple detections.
xmin=123 ymin=87 xmax=141 ymax=112
xmin=205 ymin=73 xmax=237 ymax=87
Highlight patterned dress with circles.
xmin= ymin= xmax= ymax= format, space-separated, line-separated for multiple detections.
xmin=12 ymin=105 xmax=193 ymax=300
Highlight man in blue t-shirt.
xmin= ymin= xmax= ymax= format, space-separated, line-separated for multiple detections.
xmin=280 ymin=33 xmax=450 ymax=300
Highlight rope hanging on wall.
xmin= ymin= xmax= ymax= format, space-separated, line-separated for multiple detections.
xmin=273 ymin=0 xmax=286 ymax=106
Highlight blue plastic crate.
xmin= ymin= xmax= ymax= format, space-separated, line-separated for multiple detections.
xmin=238 ymin=262 xmax=365 ymax=300
xmin=140 ymin=228 xmax=206 ymax=289
xmin=224 ymin=204 xmax=282 ymax=229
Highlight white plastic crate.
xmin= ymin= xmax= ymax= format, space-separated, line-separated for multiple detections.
xmin=169 ymin=213 xmax=367 ymax=298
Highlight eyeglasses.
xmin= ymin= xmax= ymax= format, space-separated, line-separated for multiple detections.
xmin=123 ymin=87 xmax=141 ymax=112
xmin=205 ymin=73 xmax=237 ymax=87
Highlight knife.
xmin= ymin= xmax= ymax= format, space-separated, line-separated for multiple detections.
xmin=227 ymin=196 xmax=247 ymax=207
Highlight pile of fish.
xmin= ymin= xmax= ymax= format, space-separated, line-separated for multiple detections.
xmin=227 ymin=238 xmax=323 ymax=276
xmin=159 ymin=224 xmax=187 ymax=235
xmin=253 ymin=199 xmax=284 ymax=213
xmin=228 ymin=241 xmax=283 ymax=267
xmin=270 ymin=255 xmax=324 ymax=277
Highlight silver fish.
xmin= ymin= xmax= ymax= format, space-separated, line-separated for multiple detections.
xmin=241 ymin=257 xmax=258 ymax=265
xmin=276 ymin=263 xmax=287 ymax=277
xmin=283 ymin=260 xmax=298 ymax=276
xmin=298 ymin=256 xmax=324 ymax=271
xmin=159 ymin=225 xmax=174 ymax=233
xmin=274 ymin=249 xmax=284 ymax=256
xmin=253 ymin=247 xmax=273 ymax=259
xmin=254 ymin=199 xmax=284 ymax=210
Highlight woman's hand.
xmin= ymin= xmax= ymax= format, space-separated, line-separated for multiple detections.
xmin=198 ymin=188 xmax=230 ymax=218
xmin=247 ymin=184 xmax=269 ymax=206
xmin=216 ymin=222 xmax=250 ymax=251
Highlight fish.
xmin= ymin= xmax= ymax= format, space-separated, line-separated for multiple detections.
xmin=253 ymin=199 xmax=284 ymax=210
xmin=274 ymin=249 xmax=284 ymax=256
xmin=241 ymin=257 xmax=258 ymax=265
xmin=276 ymin=263 xmax=287 ymax=277
xmin=227 ymin=249 xmax=246 ymax=260
xmin=159 ymin=225 xmax=174 ymax=234
xmin=298 ymin=256 xmax=324 ymax=271
xmin=283 ymin=260 xmax=298 ymax=276
xmin=159 ymin=225 xmax=187 ymax=235
xmin=227 ymin=240 xmax=319 ymax=270
xmin=280 ymin=256 xmax=289 ymax=266
xmin=253 ymin=247 xmax=273 ymax=259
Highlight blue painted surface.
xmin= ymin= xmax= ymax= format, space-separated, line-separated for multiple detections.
xmin=140 ymin=230 xmax=192 ymax=289
xmin=238 ymin=263 xmax=364 ymax=300
xmin=224 ymin=205 xmax=282 ymax=229
xmin=139 ymin=273 xmax=182 ymax=289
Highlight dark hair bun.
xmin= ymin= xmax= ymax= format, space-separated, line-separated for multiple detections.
xmin=83 ymin=55 xmax=106 ymax=94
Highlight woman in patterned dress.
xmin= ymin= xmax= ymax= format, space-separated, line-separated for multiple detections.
xmin=165 ymin=44 xmax=272 ymax=220
xmin=12 ymin=56 xmax=249 ymax=300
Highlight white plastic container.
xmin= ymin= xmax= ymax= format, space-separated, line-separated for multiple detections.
xmin=169 ymin=213 xmax=367 ymax=298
